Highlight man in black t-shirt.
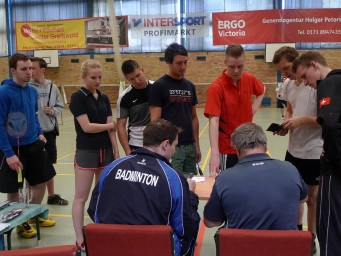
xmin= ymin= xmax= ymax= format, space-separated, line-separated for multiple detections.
xmin=149 ymin=43 xmax=201 ymax=174
xmin=117 ymin=60 xmax=153 ymax=155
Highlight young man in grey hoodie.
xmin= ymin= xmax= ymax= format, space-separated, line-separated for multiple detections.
xmin=30 ymin=57 xmax=68 ymax=206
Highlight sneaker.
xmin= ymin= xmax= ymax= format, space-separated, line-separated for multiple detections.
xmin=16 ymin=222 xmax=37 ymax=238
xmin=312 ymin=240 xmax=317 ymax=255
xmin=47 ymin=194 xmax=68 ymax=205
xmin=28 ymin=216 xmax=56 ymax=227
xmin=312 ymin=234 xmax=317 ymax=255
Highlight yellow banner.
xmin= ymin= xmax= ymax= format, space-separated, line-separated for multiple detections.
xmin=16 ymin=19 xmax=86 ymax=51
xmin=16 ymin=16 xmax=128 ymax=51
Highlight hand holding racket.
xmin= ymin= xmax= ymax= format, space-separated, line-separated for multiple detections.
xmin=5 ymin=155 xmax=23 ymax=174
xmin=6 ymin=111 xmax=28 ymax=184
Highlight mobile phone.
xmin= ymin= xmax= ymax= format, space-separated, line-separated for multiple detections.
xmin=266 ymin=123 xmax=283 ymax=132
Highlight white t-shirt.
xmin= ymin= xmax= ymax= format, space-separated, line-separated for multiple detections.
xmin=282 ymin=80 xmax=323 ymax=159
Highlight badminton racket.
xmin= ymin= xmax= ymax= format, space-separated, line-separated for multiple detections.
xmin=6 ymin=111 xmax=28 ymax=188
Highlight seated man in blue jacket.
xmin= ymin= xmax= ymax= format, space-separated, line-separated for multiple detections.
xmin=88 ymin=119 xmax=200 ymax=256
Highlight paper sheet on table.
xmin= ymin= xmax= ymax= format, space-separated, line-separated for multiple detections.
xmin=0 ymin=223 xmax=10 ymax=232
xmin=192 ymin=176 xmax=205 ymax=182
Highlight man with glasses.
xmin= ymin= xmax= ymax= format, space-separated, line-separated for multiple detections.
xmin=293 ymin=51 xmax=341 ymax=256
xmin=272 ymin=47 xmax=322 ymax=254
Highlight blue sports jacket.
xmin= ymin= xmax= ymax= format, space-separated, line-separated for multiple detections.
xmin=0 ymin=79 xmax=42 ymax=158
xmin=88 ymin=148 xmax=200 ymax=256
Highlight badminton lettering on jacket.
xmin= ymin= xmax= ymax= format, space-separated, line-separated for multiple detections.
xmin=115 ymin=169 xmax=159 ymax=187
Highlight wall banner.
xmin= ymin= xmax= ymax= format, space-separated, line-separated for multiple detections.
xmin=16 ymin=16 xmax=128 ymax=51
xmin=130 ymin=13 xmax=210 ymax=39
xmin=212 ymin=8 xmax=341 ymax=45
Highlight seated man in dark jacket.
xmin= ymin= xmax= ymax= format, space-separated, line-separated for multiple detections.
xmin=88 ymin=119 xmax=200 ymax=256
xmin=204 ymin=122 xmax=307 ymax=230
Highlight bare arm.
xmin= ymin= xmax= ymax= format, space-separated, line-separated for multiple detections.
xmin=252 ymin=86 xmax=265 ymax=115
xmin=208 ymin=116 xmax=220 ymax=177
xmin=117 ymin=118 xmax=131 ymax=155
xmin=149 ymin=106 xmax=162 ymax=121
xmin=107 ymin=116 xmax=120 ymax=159
xmin=204 ymin=216 xmax=224 ymax=228
xmin=192 ymin=106 xmax=201 ymax=163
xmin=76 ymin=114 xmax=115 ymax=133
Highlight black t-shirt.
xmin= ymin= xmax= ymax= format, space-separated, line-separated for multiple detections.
xmin=316 ymin=69 xmax=341 ymax=167
xmin=69 ymin=87 xmax=112 ymax=149
xmin=149 ymin=75 xmax=198 ymax=145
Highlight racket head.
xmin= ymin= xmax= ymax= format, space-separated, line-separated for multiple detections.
xmin=6 ymin=112 xmax=28 ymax=139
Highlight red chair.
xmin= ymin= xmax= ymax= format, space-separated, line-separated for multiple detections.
xmin=83 ymin=223 xmax=174 ymax=256
xmin=0 ymin=245 xmax=76 ymax=256
xmin=215 ymin=229 xmax=313 ymax=256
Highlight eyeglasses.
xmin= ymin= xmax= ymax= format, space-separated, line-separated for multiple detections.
xmin=300 ymin=65 xmax=311 ymax=81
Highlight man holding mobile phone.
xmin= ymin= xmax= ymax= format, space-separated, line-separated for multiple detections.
xmin=272 ymin=47 xmax=322 ymax=254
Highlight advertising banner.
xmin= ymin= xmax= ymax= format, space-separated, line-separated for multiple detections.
xmin=212 ymin=8 xmax=341 ymax=45
xmin=16 ymin=16 xmax=128 ymax=51
xmin=130 ymin=13 xmax=209 ymax=39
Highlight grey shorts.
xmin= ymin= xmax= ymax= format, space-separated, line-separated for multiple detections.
xmin=74 ymin=148 xmax=114 ymax=170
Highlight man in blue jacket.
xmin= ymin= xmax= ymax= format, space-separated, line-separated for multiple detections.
xmin=0 ymin=53 xmax=56 ymax=238
xmin=88 ymin=119 xmax=200 ymax=256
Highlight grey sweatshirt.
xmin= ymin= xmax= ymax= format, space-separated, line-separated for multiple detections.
xmin=30 ymin=79 xmax=64 ymax=132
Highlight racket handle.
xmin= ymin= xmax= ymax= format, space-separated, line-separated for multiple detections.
xmin=18 ymin=167 xmax=22 ymax=183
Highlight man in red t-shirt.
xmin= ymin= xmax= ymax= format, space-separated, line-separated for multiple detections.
xmin=204 ymin=44 xmax=265 ymax=177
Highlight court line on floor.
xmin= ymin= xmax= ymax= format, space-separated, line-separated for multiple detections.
xmin=57 ymin=152 xmax=74 ymax=161
xmin=199 ymin=122 xmax=209 ymax=137
xmin=194 ymin=121 xmax=210 ymax=256
xmin=49 ymin=213 xmax=90 ymax=219
xmin=194 ymin=147 xmax=211 ymax=256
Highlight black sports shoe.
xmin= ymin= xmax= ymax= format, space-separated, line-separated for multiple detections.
xmin=312 ymin=234 xmax=317 ymax=255
xmin=47 ymin=194 xmax=68 ymax=205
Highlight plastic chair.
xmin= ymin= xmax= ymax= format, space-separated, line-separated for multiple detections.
xmin=83 ymin=223 xmax=174 ymax=256
xmin=215 ymin=228 xmax=313 ymax=256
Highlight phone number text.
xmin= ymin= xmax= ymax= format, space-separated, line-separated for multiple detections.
xmin=297 ymin=29 xmax=341 ymax=35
